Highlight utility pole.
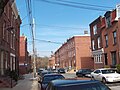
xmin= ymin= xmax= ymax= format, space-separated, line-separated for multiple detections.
xmin=32 ymin=18 xmax=36 ymax=78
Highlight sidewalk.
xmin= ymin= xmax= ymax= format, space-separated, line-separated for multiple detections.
xmin=0 ymin=73 xmax=40 ymax=90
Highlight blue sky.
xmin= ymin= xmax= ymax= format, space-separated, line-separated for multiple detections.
xmin=16 ymin=0 xmax=120 ymax=57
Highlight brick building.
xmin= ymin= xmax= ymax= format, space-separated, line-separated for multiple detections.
xmin=48 ymin=55 xmax=55 ymax=69
xmin=89 ymin=4 xmax=120 ymax=69
xmin=0 ymin=0 xmax=21 ymax=87
xmin=19 ymin=35 xmax=31 ymax=75
xmin=55 ymin=35 xmax=94 ymax=71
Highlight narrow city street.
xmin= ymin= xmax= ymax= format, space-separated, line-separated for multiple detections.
xmin=0 ymin=72 xmax=120 ymax=90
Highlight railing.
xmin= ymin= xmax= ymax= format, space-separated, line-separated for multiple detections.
xmin=0 ymin=68 xmax=18 ymax=88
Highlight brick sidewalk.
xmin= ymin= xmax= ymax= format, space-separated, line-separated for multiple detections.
xmin=0 ymin=74 xmax=40 ymax=90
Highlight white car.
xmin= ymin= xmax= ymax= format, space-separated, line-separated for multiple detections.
xmin=91 ymin=68 xmax=120 ymax=83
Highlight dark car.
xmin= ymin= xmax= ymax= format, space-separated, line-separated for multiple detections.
xmin=38 ymin=71 xmax=54 ymax=82
xmin=76 ymin=69 xmax=93 ymax=77
xmin=37 ymin=68 xmax=45 ymax=75
xmin=58 ymin=68 xmax=65 ymax=73
xmin=39 ymin=74 xmax=65 ymax=90
xmin=46 ymin=80 xmax=111 ymax=90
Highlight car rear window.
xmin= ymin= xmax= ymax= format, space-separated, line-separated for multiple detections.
xmin=43 ymin=75 xmax=64 ymax=83
xmin=56 ymin=82 xmax=109 ymax=90
xmin=101 ymin=69 xmax=116 ymax=74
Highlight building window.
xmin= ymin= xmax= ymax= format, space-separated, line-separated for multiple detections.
xmin=6 ymin=30 xmax=9 ymax=42
xmin=10 ymin=31 xmax=14 ymax=49
xmin=106 ymin=16 xmax=111 ymax=27
xmin=98 ymin=37 xmax=100 ymax=48
xmin=93 ymin=25 xmax=97 ymax=35
xmin=92 ymin=40 xmax=95 ymax=50
xmin=111 ymin=51 xmax=117 ymax=66
xmin=11 ymin=11 xmax=15 ymax=26
xmin=10 ymin=32 xmax=12 ymax=48
xmin=5 ymin=52 xmax=8 ymax=69
xmin=105 ymin=35 xmax=108 ymax=47
xmin=10 ymin=56 xmax=13 ymax=71
xmin=2 ymin=21 xmax=6 ymax=39
xmin=94 ymin=54 xmax=102 ymax=63
xmin=13 ymin=34 xmax=15 ymax=49
xmin=13 ymin=57 xmax=15 ymax=70
xmin=113 ymin=31 xmax=117 ymax=45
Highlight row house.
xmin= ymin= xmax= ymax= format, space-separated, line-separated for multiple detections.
xmin=0 ymin=0 xmax=21 ymax=87
xmin=55 ymin=35 xmax=94 ymax=71
xmin=19 ymin=35 xmax=31 ymax=75
xmin=48 ymin=55 xmax=55 ymax=69
xmin=89 ymin=4 xmax=120 ymax=69
xmin=55 ymin=49 xmax=60 ymax=68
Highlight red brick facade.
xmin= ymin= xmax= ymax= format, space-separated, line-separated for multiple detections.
xmin=55 ymin=36 xmax=94 ymax=71
xmin=89 ymin=4 xmax=120 ymax=69
xmin=48 ymin=55 xmax=55 ymax=69
xmin=19 ymin=35 xmax=31 ymax=75
xmin=0 ymin=0 xmax=21 ymax=87
xmin=0 ymin=0 xmax=21 ymax=75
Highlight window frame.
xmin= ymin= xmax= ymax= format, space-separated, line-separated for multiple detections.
xmin=97 ymin=37 xmax=100 ymax=48
xmin=105 ymin=35 xmax=108 ymax=47
xmin=93 ymin=25 xmax=97 ymax=35
xmin=106 ymin=16 xmax=111 ymax=28
xmin=113 ymin=31 xmax=117 ymax=45
xmin=92 ymin=40 xmax=95 ymax=50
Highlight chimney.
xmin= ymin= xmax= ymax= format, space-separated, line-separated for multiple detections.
xmin=84 ymin=30 xmax=88 ymax=35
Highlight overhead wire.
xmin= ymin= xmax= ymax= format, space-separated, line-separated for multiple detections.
xmin=55 ymin=0 xmax=114 ymax=9
xmin=20 ymin=23 xmax=88 ymax=30
xmin=25 ymin=0 xmax=33 ymax=38
xmin=35 ymin=24 xmax=88 ymax=30
xmin=36 ymin=0 xmax=109 ymax=11
xmin=35 ymin=38 xmax=63 ymax=44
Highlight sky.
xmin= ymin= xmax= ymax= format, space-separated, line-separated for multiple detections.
xmin=16 ymin=0 xmax=120 ymax=57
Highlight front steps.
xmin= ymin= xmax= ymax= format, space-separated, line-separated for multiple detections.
xmin=0 ymin=76 xmax=17 ymax=88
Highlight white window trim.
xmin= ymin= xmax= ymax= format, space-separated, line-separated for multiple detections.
xmin=98 ymin=37 xmax=100 ymax=48
xmin=93 ymin=25 xmax=97 ymax=35
xmin=92 ymin=40 xmax=95 ymax=50
xmin=94 ymin=54 xmax=103 ymax=63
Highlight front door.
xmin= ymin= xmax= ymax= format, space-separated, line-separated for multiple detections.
xmin=111 ymin=51 xmax=117 ymax=67
xmin=104 ymin=53 xmax=108 ymax=65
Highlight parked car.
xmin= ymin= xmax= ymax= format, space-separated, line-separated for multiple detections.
xmin=37 ymin=68 xmax=46 ymax=75
xmin=38 ymin=71 xmax=53 ymax=82
xmin=39 ymin=74 xmax=65 ymax=90
xmin=46 ymin=79 xmax=110 ymax=90
xmin=58 ymin=68 xmax=65 ymax=73
xmin=91 ymin=68 xmax=120 ymax=83
xmin=76 ymin=69 xmax=93 ymax=77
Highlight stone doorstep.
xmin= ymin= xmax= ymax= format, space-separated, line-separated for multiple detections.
xmin=0 ymin=81 xmax=17 ymax=88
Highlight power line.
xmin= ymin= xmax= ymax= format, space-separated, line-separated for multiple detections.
xmin=20 ymin=23 xmax=88 ymax=30
xmin=21 ymin=15 xmax=28 ymax=21
xmin=36 ymin=0 xmax=108 ymax=11
xmin=36 ymin=24 xmax=88 ymax=30
xmin=55 ymin=0 xmax=113 ymax=9
xmin=35 ymin=38 xmax=63 ymax=44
